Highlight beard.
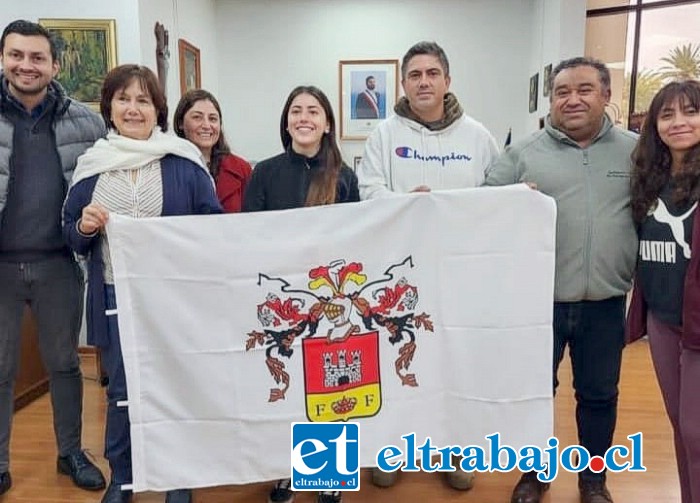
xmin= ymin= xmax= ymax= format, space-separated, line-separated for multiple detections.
xmin=8 ymin=74 xmax=50 ymax=97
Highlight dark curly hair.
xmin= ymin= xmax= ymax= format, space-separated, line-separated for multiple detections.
xmin=631 ymin=80 xmax=700 ymax=223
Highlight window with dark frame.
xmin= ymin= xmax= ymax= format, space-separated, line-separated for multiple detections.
xmin=585 ymin=0 xmax=700 ymax=132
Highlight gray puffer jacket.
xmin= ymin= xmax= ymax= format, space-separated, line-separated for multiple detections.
xmin=0 ymin=76 xmax=106 ymax=232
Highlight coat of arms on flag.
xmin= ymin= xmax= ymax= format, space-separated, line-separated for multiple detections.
xmin=246 ymin=256 xmax=434 ymax=415
xmin=303 ymin=332 xmax=380 ymax=422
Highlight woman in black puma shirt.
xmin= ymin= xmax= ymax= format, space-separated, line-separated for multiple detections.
xmin=628 ymin=79 xmax=700 ymax=503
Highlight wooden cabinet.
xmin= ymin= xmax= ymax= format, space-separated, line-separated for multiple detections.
xmin=13 ymin=305 xmax=49 ymax=411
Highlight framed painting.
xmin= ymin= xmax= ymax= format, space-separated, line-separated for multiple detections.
xmin=38 ymin=18 xmax=117 ymax=108
xmin=543 ymin=63 xmax=552 ymax=97
xmin=339 ymin=59 xmax=399 ymax=140
xmin=178 ymin=39 xmax=201 ymax=96
xmin=529 ymin=73 xmax=539 ymax=113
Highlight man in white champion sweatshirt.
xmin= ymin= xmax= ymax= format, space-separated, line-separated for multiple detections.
xmin=357 ymin=40 xmax=498 ymax=199
xmin=357 ymin=41 xmax=498 ymax=493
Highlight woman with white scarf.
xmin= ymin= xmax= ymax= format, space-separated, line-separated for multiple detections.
xmin=62 ymin=65 xmax=221 ymax=503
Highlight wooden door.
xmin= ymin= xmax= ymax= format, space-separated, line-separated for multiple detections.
xmin=14 ymin=305 xmax=49 ymax=410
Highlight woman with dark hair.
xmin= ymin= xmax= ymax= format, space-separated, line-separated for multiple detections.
xmin=628 ymin=79 xmax=700 ymax=503
xmin=243 ymin=85 xmax=358 ymax=212
xmin=243 ymin=86 xmax=358 ymax=503
xmin=174 ymin=89 xmax=252 ymax=212
xmin=62 ymin=65 xmax=221 ymax=503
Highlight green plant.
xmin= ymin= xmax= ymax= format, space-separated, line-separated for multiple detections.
xmin=659 ymin=43 xmax=700 ymax=80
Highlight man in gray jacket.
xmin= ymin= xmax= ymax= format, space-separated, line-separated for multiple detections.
xmin=0 ymin=20 xmax=106 ymax=495
xmin=484 ymin=57 xmax=638 ymax=503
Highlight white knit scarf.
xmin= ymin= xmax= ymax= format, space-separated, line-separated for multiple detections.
xmin=71 ymin=128 xmax=211 ymax=187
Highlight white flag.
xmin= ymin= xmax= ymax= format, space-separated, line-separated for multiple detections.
xmin=107 ymin=185 xmax=556 ymax=492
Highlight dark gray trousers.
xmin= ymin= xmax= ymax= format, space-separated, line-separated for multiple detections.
xmin=0 ymin=255 xmax=84 ymax=472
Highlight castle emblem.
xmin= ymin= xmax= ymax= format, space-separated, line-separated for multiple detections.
xmin=323 ymin=350 xmax=362 ymax=388
xmin=245 ymin=256 xmax=434 ymax=421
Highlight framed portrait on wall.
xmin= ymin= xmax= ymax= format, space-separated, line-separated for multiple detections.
xmin=529 ymin=73 xmax=539 ymax=113
xmin=543 ymin=64 xmax=552 ymax=97
xmin=38 ymin=18 xmax=118 ymax=109
xmin=178 ymin=38 xmax=201 ymax=96
xmin=339 ymin=59 xmax=399 ymax=140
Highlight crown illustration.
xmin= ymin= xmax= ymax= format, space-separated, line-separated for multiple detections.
xmin=331 ymin=396 xmax=357 ymax=415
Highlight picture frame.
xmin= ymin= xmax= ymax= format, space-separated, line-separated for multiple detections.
xmin=339 ymin=59 xmax=399 ymax=140
xmin=178 ymin=38 xmax=201 ymax=96
xmin=543 ymin=64 xmax=552 ymax=97
xmin=529 ymin=73 xmax=539 ymax=113
xmin=353 ymin=156 xmax=363 ymax=171
xmin=38 ymin=18 xmax=117 ymax=109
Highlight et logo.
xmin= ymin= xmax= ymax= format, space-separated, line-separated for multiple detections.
xmin=291 ymin=422 xmax=360 ymax=491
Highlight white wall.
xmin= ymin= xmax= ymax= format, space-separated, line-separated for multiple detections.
xmin=174 ymin=0 xmax=220 ymax=98
xmin=215 ymin=0 xmax=542 ymax=163
xmin=528 ymin=0 xmax=587 ymax=130
xmin=138 ymin=0 xmax=176 ymax=102
xmin=558 ymin=0 xmax=587 ymax=60
xmin=138 ymin=0 xmax=220 ymax=119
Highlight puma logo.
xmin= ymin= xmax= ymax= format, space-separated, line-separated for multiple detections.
xmin=652 ymin=199 xmax=697 ymax=259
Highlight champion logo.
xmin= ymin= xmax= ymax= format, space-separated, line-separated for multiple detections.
xmin=394 ymin=146 xmax=472 ymax=166
xmin=395 ymin=147 xmax=412 ymax=157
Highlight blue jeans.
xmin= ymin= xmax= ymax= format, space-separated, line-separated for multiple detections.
xmin=101 ymin=285 xmax=132 ymax=484
xmin=553 ymin=296 xmax=626 ymax=482
xmin=0 ymin=256 xmax=84 ymax=472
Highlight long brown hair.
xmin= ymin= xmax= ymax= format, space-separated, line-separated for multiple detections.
xmin=631 ymin=80 xmax=700 ymax=223
xmin=173 ymin=89 xmax=232 ymax=179
xmin=280 ymin=86 xmax=342 ymax=206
